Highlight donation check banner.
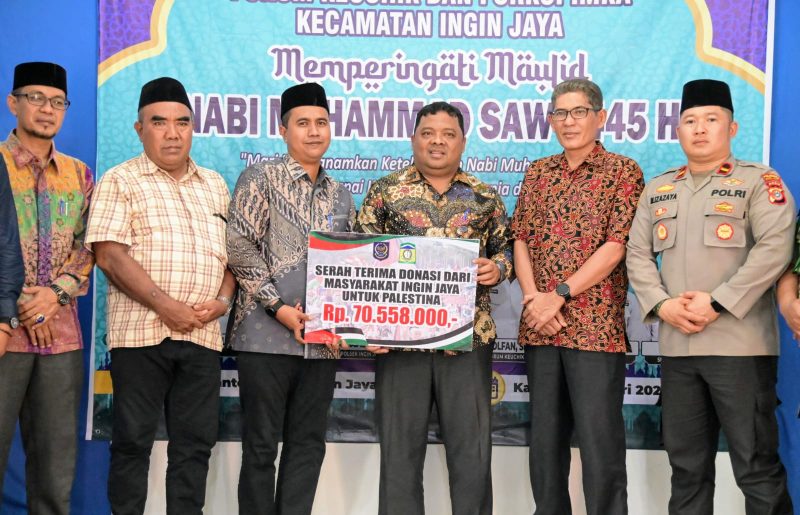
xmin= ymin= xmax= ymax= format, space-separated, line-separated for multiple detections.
xmin=305 ymin=232 xmax=479 ymax=351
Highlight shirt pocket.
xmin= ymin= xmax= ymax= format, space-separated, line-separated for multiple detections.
xmin=651 ymin=201 xmax=677 ymax=252
xmin=703 ymin=198 xmax=746 ymax=248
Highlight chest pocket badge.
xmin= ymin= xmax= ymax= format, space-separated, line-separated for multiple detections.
xmin=703 ymin=197 xmax=746 ymax=248
xmin=651 ymin=200 xmax=677 ymax=252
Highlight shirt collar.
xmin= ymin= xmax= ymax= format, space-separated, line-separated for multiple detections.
xmin=7 ymin=130 xmax=59 ymax=172
xmin=548 ymin=141 xmax=606 ymax=170
xmin=139 ymin=152 xmax=204 ymax=182
xmin=674 ymin=157 xmax=737 ymax=182
xmin=399 ymin=164 xmax=475 ymax=187
xmin=283 ymin=153 xmax=331 ymax=186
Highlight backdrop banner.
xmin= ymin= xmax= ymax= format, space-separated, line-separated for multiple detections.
xmin=89 ymin=0 xmax=772 ymax=447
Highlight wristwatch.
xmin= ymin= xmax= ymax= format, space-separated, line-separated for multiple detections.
xmin=555 ymin=283 xmax=571 ymax=301
xmin=50 ymin=284 xmax=71 ymax=305
xmin=0 ymin=316 xmax=19 ymax=329
xmin=710 ymin=298 xmax=724 ymax=314
xmin=216 ymin=295 xmax=233 ymax=315
xmin=265 ymin=299 xmax=286 ymax=318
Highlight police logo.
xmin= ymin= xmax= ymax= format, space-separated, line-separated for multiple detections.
xmin=398 ymin=243 xmax=416 ymax=264
xmin=656 ymin=184 xmax=675 ymax=193
xmin=491 ymin=371 xmax=506 ymax=406
xmin=654 ymin=207 xmax=668 ymax=217
xmin=373 ymin=242 xmax=390 ymax=261
xmin=657 ymin=223 xmax=668 ymax=240
xmin=716 ymin=223 xmax=734 ymax=240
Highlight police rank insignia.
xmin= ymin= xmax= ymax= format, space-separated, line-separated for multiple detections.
xmin=673 ymin=167 xmax=687 ymax=181
xmin=714 ymin=202 xmax=734 ymax=214
xmin=715 ymin=162 xmax=733 ymax=176
xmin=722 ymin=178 xmax=744 ymax=186
xmin=654 ymin=207 xmax=668 ymax=217
xmin=657 ymin=223 xmax=668 ymax=240
xmin=716 ymin=223 xmax=734 ymax=240
xmin=761 ymin=171 xmax=786 ymax=205
xmin=656 ymin=184 xmax=675 ymax=193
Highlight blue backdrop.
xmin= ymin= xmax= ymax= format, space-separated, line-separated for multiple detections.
xmin=0 ymin=1 xmax=799 ymax=513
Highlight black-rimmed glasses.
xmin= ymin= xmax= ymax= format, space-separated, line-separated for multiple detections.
xmin=548 ymin=106 xmax=599 ymax=121
xmin=12 ymin=91 xmax=70 ymax=111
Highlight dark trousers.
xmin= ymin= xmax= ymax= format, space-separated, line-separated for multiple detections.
xmin=237 ymin=352 xmax=337 ymax=515
xmin=107 ymin=339 xmax=220 ymax=515
xmin=525 ymin=345 xmax=628 ymax=515
xmin=0 ymin=350 xmax=83 ymax=515
xmin=661 ymin=356 xmax=793 ymax=515
xmin=375 ymin=345 xmax=494 ymax=515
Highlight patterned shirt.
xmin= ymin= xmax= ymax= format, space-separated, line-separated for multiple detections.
xmin=1 ymin=131 xmax=94 ymax=354
xmin=356 ymin=165 xmax=513 ymax=349
xmin=511 ymin=143 xmax=644 ymax=353
xmin=226 ymin=154 xmax=355 ymax=358
xmin=85 ymin=153 xmax=230 ymax=351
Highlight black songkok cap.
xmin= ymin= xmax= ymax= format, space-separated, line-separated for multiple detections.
xmin=280 ymin=83 xmax=329 ymax=118
xmin=13 ymin=62 xmax=67 ymax=95
xmin=138 ymin=77 xmax=192 ymax=112
xmin=680 ymin=79 xmax=734 ymax=114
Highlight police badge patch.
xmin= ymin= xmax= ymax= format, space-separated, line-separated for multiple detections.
xmin=716 ymin=223 xmax=734 ymax=240
xmin=657 ymin=223 xmax=668 ymax=240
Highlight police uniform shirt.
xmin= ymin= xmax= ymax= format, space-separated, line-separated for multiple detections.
xmin=626 ymin=158 xmax=795 ymax=357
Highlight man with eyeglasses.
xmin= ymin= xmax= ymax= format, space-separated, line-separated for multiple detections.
xmin=511 ymin=78 xmax=643 ymax=515
xmin=627 ymin=79 xmax=793 ymax=514
xmin=0 ymin=61 xmax=95 ymax=514
xmin=86 ymin=77 xmax=235 ymax=515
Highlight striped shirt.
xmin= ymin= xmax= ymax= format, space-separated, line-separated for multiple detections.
xmin=85 ymin=152 xmax=230 ymax=351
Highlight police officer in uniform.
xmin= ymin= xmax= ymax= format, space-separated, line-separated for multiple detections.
xmin=626 ymin=79 xmax=794 ymax=515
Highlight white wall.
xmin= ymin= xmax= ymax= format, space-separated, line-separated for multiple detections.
xmin=142 ymin=442 xmax=745 ymax=514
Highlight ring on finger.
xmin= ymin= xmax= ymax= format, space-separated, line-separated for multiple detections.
xmin=34 ymin=313 xmax=46 ymax=324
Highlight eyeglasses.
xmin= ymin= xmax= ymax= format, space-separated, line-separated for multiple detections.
xmin=548 ymin=106 xmax=598 ymax=121
xmin=12 ymin=91 xmax=70 ymax=111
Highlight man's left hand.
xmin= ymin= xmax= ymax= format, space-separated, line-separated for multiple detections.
xmin=18 ymin=286 xmax=60 ymax=328
xmin=474 ymin=258 xmax=501 ymax=285
xmin=25 ymin=317 xmax=55 ymax=348
xmin=193 ymin=298 xmax=229 ymax=324
xmin=523 ymin=291 xmax=566 ymax=331
xmin=681 ymin=291 xmax=720 ymax=328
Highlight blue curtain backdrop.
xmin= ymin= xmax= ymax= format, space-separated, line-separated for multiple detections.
xmin=0 ymin=1 xmax=798 ymax=513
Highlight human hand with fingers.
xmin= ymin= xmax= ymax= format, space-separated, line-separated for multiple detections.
xmin=522 ymin=291 xmax=567 ymax=334
xmin=275 ymin=302 xmax=311 ymax=344
xmin=657 ymin=297 xmax=708 ymax=334
xmin=18 ymin=286 xmax=60 ymax=329
xmin=474 ymin=257 xmax=501 ymax=286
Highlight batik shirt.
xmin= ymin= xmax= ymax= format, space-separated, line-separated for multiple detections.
xmin=511 ymin=142 xmax=643 ymax=353
xmin=226 ymin=153 xmax=356 ymax=358
xmin=1 ymin=131 xmax=94 ymax=354
xmin=356 ymin=165 xmax=513 ymax=349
